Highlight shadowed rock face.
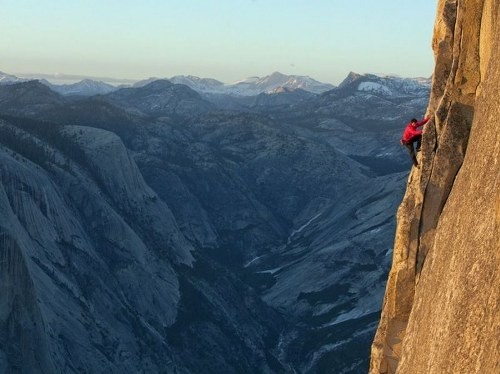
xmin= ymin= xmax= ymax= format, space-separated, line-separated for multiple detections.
xmin=0 ymin=119 xmax=287 ymax=373
xmin=370 ymin=1 xmax=500 ymax=373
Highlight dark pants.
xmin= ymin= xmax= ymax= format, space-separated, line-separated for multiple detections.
xmin=404 ymin=135 xmax=422 ymax=166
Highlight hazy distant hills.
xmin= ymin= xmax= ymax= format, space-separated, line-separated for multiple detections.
xmin=42 ymin=78 xmax=117 ymax=96
xmin=2 ymin=70 xmax=430 ymax=99
xmin=0 ymin=70 xmax=430 ymax=373
xmin=5 ymin=70 xmax=335 ymax=96
xmin=0 ymin=72 xmax=118 ymax=96
xmin=10 ymin=71 xmax=137 ymax=86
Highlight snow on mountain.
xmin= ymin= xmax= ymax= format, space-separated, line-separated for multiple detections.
xmin=233 ymin=76 xmax=261 ymax=84
xmin=337 ymin=72 xmax=431 ymax=98
xmin=358 ymin=81 xmax=393 ymax=95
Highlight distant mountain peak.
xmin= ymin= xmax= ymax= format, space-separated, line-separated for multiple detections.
xmin=169 ymin=75 xmax=224 ymax=92
xmin=140 ymin=78 xmax=174 ymax=90
xmin=226 ymin=72 xmax=335 ymax=96
xmin=338 ymin=72 xmax=363 ymax=88
xmin=335 ymin=72 xmax=431 ymax=97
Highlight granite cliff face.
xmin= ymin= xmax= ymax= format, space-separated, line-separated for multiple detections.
xmin=370 ymin=1 xmax=500 ymax=373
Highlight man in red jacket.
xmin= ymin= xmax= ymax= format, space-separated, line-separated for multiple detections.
xmin=400 ymin=116 xmax=430 ymax=167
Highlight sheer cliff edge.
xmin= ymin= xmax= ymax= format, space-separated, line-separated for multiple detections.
xmin=370 ymin=0 xmax=499 ymax=373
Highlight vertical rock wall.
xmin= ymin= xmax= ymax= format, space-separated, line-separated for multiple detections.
xmin=370 ymin=0 xmax=499 ymax=372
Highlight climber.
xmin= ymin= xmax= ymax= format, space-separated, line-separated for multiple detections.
xmin=400 ymin=116 xmax=430 ymax=167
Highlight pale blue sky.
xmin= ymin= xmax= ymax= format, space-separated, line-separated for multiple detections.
xmin=1 ymin=0 xmax=437 ymax=84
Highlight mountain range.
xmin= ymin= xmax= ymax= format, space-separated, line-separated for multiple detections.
xmin=132 ymin=72 xmax=336 ymax=96
xmin=2 ymin=70 xmax=430 ymax=99
xmin=0 ymin=71 xmax=429 ymax=373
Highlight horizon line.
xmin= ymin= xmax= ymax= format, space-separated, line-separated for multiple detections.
xmin=3 ymin=69 xmax=431 ymax=87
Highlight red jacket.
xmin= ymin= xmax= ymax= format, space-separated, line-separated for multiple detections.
xmin=402 ymin=117 xmax=430 ymax=142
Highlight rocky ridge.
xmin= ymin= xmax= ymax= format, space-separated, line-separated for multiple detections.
xmin=370 ymin=1 xmax=500 ymax=373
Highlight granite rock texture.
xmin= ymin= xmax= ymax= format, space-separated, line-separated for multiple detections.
xmin=370 ymin=0 xmax=500 ymax=372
